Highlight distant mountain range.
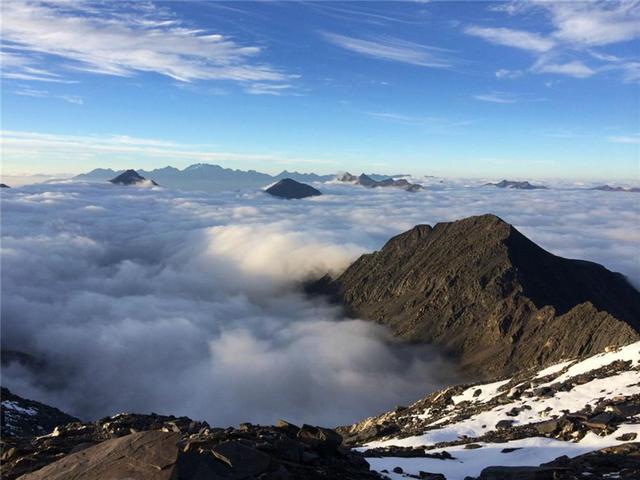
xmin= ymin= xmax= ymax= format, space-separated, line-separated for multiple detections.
xmin=74 ymin=164 xmax=411 ymax=192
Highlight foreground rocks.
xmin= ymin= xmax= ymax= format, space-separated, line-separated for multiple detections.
xmin=476 ymin=443 xmax=640 ymax=480
xmin=310 ymin=214 xmax=640 ymax=379
xmin=1 ymin=393 xmax=379 ymax=480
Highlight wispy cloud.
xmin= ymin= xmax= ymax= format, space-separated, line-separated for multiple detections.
xmin=365 ymin=111 xmax=472 ymax=131
xmin=473 ymin=92 xmax=517 ymax=104
xmin=322 ymin=32 xmax=452 ymax=68
xmin=608 ymin=133 xmax=640 ymax=145
xmin=244 ymin=83 xmax=295 ymax=96
xmin=466 ymin=1 xmax=640 ymax=83
xmin=532 ymin=59 xmax=596 ymax=79
xmin=14 ymin=87 xmax=84 ymax=104
xmin=2 ymin=1 xmax=291 ymax=87
xmin=464 ymin=26 xmax=555 ymax=53
xmin=0 ymin=130 xmax=337 ymax=173
xmin=495 ymin=68 xmax=523 ymax=79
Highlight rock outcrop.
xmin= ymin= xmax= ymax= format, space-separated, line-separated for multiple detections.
xmin=109 ymin=169 xmax=158 ymax=186
xmin=485 ymin=180 xmax=547 ymax=190
xmin=336 ymin=172 xmax=423 ymax=192
xmin=1 ymin=387 xmax=79 ymax=438
xmin=592 ymin=185 xmax=640 ymax=193
xmin=265 ymin=178 xmax=322 ymax=199
xmin=1 ymin=391 xmax=378 ymax=480
xmin=309 ymin=214 xmax=640 ymax=379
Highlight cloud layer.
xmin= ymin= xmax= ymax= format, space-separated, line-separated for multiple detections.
xmin=1 ymin=180 xmax=638 ymax=427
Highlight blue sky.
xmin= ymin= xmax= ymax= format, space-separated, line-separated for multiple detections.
xmin=1 ymin=0 xmax=639 ymax=180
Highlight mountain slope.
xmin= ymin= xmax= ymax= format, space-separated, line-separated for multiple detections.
xmin=341 ymin=341 xmax=640 ymax=479
xmin=1 ymin=387 xmax=79 ymax=438
xmin=311 ymin=214 xmax=640 ymax=379
xmin=265 ymin=178 xmax=322 ymax=199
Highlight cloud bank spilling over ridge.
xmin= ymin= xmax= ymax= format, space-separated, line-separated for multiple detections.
xmin=1 ymin=181 xmax=639 ymax=426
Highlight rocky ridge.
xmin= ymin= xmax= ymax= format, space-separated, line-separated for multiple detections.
xmin=309 ymin=214 xmax=640 ymax=379
xmin=336 ymin=173 xmax=423 ymax=192
xmin=485 ymin=180 xmax=547 ymax=190
xmin=1 ymin=395 xmax=378 ymax=480
xmin=340 ymin=341 xmax=640 ymax=479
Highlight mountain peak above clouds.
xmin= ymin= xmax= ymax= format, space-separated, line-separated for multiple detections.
xmin=109 ymin=169 xmax=158 ymax=186
xmin=310 ymin=214 xmax=640 ymax=379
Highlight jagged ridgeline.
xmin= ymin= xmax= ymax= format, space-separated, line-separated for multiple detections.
xmin=309 ymin=214 xmax=640 ymax=379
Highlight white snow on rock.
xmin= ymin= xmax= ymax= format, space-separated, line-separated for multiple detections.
xmin=2 ymin=400 xmax=37 ymax=416
xmin=358 ymin=341 xmax=640 ymax=479
xmin=541 ymin=342 xmax=640 ymax=386
xmin=534 ymin=360 xmax=575 ymax=379
xmin=451 ymin=379 xmax=511 ymax=405
xmin=366 ymin=424 xmax=640 ymax=480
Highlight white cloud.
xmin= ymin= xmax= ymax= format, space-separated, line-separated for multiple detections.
xmin=473 ymin=92 xmax=517 ymax=104
xmin=14 ymin=88 xmax=84 ymax=104
xmin=0 ymin=131 xmax=334 ymax=173
xmin=546 ymin=1 xmax=640 ymax=47
xmin=608 ymin=134 xmax=640 ymax=145
xmin=322 ymin=32 xmax=452 ymax=68
xmin=2 ymin=181 xmax=638 ymax=426
xmin=464 ymin=26 xmax=555 ymax=52
xmin=532 ymin=60 xmax=596 ymax=78
xmin=244 ymin=83 xmax=295 ymax=96
xmin=467 ymin=1 xmax=640 ymax=83
xmin=1 ymin=0 xmax=290 ymax=85
xmin=495 ymin=68 xmax=523 ymax=79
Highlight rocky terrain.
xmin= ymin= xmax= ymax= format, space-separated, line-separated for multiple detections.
xmin=341 ymin=342 xmax=640 ymax=479
xmin=309 ymin=214 xmax=640 ymax=379
xmin=265 ymin=178 xmax=322 ymax=199
xmin=1 ymin=388 xmax=79 ymax=438
xmin=336 ymin=173 xmax=423 ymax=192
xmin=591 ymin=185 xmax=640 ymax=193
xmin=485 ymin=180 xmax=547 ymax=190
xmin=1 ymin=393 xmax=378 ymax=480
xmin=3 ymin=343 xmax=638 ymax=479
xmin=109 ymin=169 xmax=158 ymax=186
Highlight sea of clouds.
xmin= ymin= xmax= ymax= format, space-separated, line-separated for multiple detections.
xmin=1 ymin=179 xmax=638 ymax=427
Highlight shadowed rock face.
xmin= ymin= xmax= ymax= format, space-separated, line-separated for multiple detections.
xmin=265 ymin=178 xmax=322 ymax=199
xmin=486 ymin=180 xmax=547 ymax=190
xmin=1 ymin=387 xmax=79 ymax=438
xmin=309 ymin=214 xmax=640 ymax=379
xmin=0 ymin=183 xmax=10 ymax=188
xmin=109 ymin=169 xmax=158 ymax=186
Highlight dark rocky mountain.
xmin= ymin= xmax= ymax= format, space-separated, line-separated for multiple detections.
xmin=1 ymin=183 xmax=11 ymax=188
xmin=486 ymin=180 xmax=547 ymax=190
xmin=337 ymin=172 xmax=423 ymax=192
xmin=109 ymin=169 xmax=158 ymax=186
xmin=592 ymin=185 xmax=640 ymax=193
xmin=1 ymin=389 xmax=378 ymax=480
xmin=1 ymin=387 xmax=79 ymax=438
xmin=309 ymin=214 xmax=640 ymax=379
xmin=265 ymin=178 xmax=322 ymax=199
